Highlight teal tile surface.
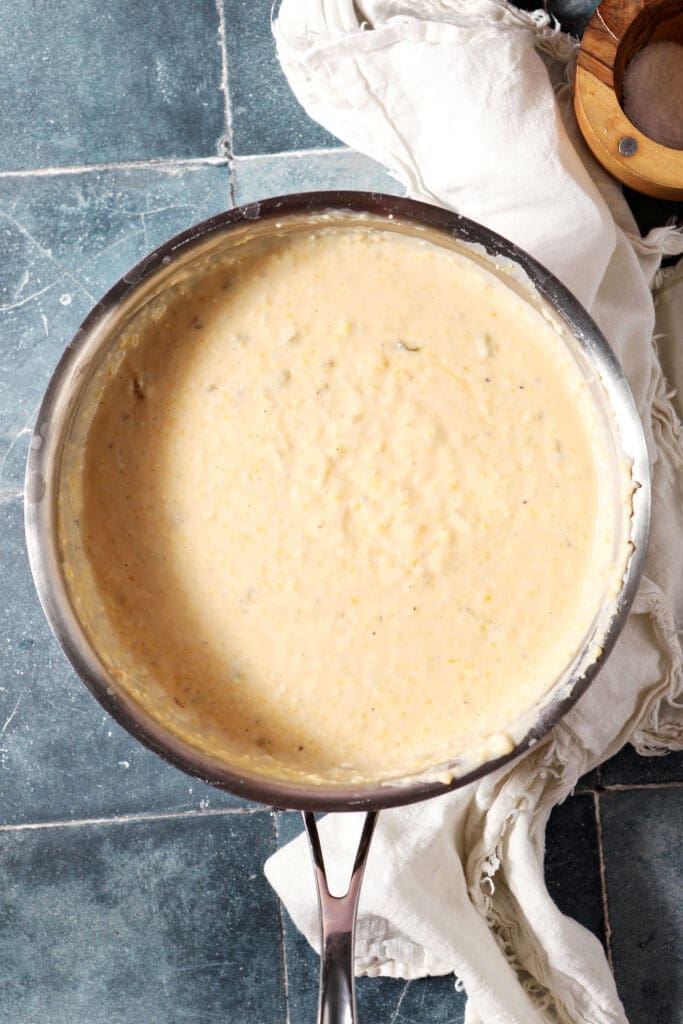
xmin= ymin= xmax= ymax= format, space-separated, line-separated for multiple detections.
xmin=233 ymin=150 xmax=402 ymax=205
xmin=224 ymin=0 xmax=338 ymax=155
xmin=544 ymin=793 xmax=605 ymax=945
xmin=600 ymin=745 xmax=683 ymax=787
xmin=0 ymin=165 xmax=231 ymax=496
xmin=0 ymin=812 xmax=283 ymax=1023
xmin=0 ymin=0 xmax=226 ymax=171
xmin=601 ymin=788 xmax=683 ymax=1024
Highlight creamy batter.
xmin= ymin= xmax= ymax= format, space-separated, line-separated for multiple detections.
xmin=60 ymin=222 xmax=624 ymax=784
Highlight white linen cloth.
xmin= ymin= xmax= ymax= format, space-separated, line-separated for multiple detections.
xmin=265 ymin=3 xmax=683 ymax=1021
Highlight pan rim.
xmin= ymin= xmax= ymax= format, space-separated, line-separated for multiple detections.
xmin=24 ymin=190 xmax=651 ymax=811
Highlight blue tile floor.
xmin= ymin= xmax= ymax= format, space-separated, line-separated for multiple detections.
xmin=0 ymin=2 xmax=680 ymax=1022
xmin=0 ymin=0 xmax=227 ymax=171
xmin=224 ymin=0 xmax=339 ymax=155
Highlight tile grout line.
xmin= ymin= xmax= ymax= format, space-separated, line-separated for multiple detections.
xmin=600 ymin=780 xmax=683 ymax=792
xmin=273 ymin=812 xmax=291 ymax=1024
xmin=228 ymin=157 xmax=237 ymax=208
xmin=233 ymin=146 xmax=349 ymax=162
xmin=0 ymin=147 xmax=354 ymax=182
xmin=0 ymin=156 xmax=230 ymax=179
xmin=592 ymin=791 xmax=614 ymax=972
xmin=214 ymin=0 xmax=237 ymax=207
xmin=0 ymin=805 xmax=269 ymax=833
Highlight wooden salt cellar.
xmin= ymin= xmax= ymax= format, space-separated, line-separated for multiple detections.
xmin=574 ymin=0 xmax=683 ymax=200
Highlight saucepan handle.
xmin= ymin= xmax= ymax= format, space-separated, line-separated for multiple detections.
xmin=303 ymin=810 xmax=378 ymax=1024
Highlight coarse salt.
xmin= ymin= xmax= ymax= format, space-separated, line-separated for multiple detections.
xmin=622 ymin=40 xmax=683 ymax=150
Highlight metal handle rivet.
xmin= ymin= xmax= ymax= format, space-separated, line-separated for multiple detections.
xmin=618 ymin=136 xmax=638 ymax=157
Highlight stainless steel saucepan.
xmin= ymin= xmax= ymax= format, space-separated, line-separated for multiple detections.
xmin=24 ymin=192 xmax=650 ymax=1024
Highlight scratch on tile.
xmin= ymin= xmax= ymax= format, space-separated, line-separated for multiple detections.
xmin=0 ymin=403 xmax=40 ymax=490
xmin=389 ymin=978 xmax=411 ymax=1024
xmin=0 ymin=683 xmax=28 ymax=745
xmin=0 ymin=427 xmax=31 ymax=488
xmin=0 ymin=210 xmax=96 ymax=303
xmin=139 ymin=211 xmax=149 ymax=250
xmin=175 ymin=958 xmax=232 ymax=975
xmin=234 ymin=146 xmax=348 ymax=162
xmin=0 ymin=282 xmax=53 ymax=313
xmin=12 ymin=269 xmax=30 ymax=300
xmin=72 ymin=229 xmax=138 ymax=281
xmin=139 ymin=204 xmax=194 ymax=250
